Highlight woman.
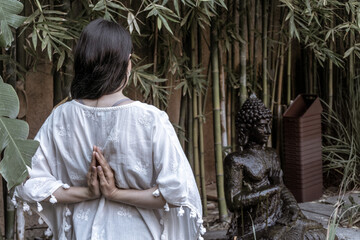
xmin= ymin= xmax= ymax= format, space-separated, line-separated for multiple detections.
xmin=224 ymin=94 xmax=326 ymax=239
xmin=16 ymin=18 xmax=204 ymax=240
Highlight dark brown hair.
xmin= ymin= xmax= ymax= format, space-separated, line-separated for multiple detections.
xmin=70 ymin=18 xmax=132 ymax=99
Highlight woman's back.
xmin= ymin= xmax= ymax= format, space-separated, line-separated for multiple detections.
xmin=17 ymin=100 xmax=203 ymax=239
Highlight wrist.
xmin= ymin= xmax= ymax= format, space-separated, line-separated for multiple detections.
xmin=106 ymin=188 xmax=121 ymax=202
xmin=86 ymin=187 xmax=100 ymax=200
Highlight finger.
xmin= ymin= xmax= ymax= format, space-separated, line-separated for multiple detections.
xmin=91 ymin=166 xmax=97 ymax=181
xmin=95 ymin=152 xmax=112 ymax=174
xmin=95 ymin=149 xmax=107 ymax=164
xmin=90 ymin=150 xmax=96 ymax=169
xmin=97 ymin=166 xmax=108 ymax=185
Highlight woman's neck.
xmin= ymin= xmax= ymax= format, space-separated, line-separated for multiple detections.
xmin=81 ymin=91 xmax=128 ymax=107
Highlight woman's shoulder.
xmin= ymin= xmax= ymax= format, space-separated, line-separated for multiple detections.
xmin=131 ymin=101 xmax=169 ymax=121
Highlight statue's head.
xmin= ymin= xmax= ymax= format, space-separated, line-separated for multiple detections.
xmin=236 ymin=94 xmax=272 ymax=148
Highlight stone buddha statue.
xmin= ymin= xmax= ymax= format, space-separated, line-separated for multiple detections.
xmin=224 ymin=94 xmax=328 ymax=240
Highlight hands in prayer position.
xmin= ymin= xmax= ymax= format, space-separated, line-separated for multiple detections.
xmin=90 ymin=145 xmax=118 ymax=200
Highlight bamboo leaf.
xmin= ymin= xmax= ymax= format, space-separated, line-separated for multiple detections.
xmin=57 ymin=50 xmax=65 ymax=71
xmin=47 ymin=42 xmax=52 ymax=61
xmin=159 ymin=14 xmax=173 ymax=34
xmin=173 ymin=0 xmax=180 ymax=16
xmin=32 ymin=28 xmax=37 ymax=49
xmin=344 ymin=47 xmax=355 ymax=58
xmin=93 ymin=1 xmax=105 ymax=11
xmin=157 ymin=17 xmax=162 ymax=30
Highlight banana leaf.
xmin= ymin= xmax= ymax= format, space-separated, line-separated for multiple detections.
xmin=0 ymin=78 xmax=39 ymax=189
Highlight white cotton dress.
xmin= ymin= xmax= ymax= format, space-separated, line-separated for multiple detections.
xmin=15 ymin=100 xmax=205 ymax=240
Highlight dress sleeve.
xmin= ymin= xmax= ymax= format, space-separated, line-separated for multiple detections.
xmin=15 ymin=118 xmax=65 ymax=203
xmin=153 ymin=111 xmax=191 ymax=205
xmin=152 ymin=111 xmax=205 ymax=240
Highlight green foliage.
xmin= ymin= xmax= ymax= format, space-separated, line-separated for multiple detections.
xmin=280 ymin=0 xmax=360 ymax=67
xmin=0 ymin=0 xmax=27 ymax=48
xmin=0 ymin=77 xmax=40 ymax=190
xmin=322 ymin=80 xmax=360 ymax=190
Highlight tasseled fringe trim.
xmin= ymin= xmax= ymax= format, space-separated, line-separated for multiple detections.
xmin=200 ymin=225 xmax=206 ymax=235
xmin=65 ymin=207 xmax=72 ymax=217
xmin=177 ymin=206 xmax=184 ymax=217
xmin=49 ymin=194 xmax=57 ymax=204
xmin=44 ymin=227 xmax=53 ymax=237
xmin=161 ymin=205 xmax=206 ymax=240
xmin=62 ymin=183 xmax=70 ymax=189
xmin=152 ymin=189 xmax=160 ymax=197
xmin=163 ymin=203 xmax=169 ymax=212
xmin=23 ymin=202 xmax=32 ymax=215
xmin=64 ymin=222 xmax=71 ymax=232
xmin=37 ymin=202 xmax=43 ymax=212
xmin=38 ymin=217 xmax=44 ymax=225
xmin=62 ymin=205 xmax=72 ymax=237
xmin=190 ymin=209 xmax=197 ymax=218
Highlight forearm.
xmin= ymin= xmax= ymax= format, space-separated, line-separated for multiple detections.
xmin=49 ymin=186 xmax=98 ymax=204
xmin=108 ymin=186 xmax=166 ymax=209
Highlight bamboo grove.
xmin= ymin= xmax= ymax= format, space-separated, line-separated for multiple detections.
xmin=1 ymin=1 xmax=360 ymax=234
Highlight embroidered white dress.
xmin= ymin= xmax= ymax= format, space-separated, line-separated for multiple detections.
xmin=15 ymin=100 xmax=205 ymax=240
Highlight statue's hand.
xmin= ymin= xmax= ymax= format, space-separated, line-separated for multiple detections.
xmin=276 ymin=204 xmax=300 ymax=225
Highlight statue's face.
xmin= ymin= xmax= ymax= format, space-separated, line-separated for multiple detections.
xmin=250 ymin=119 xmax=271 ymax=144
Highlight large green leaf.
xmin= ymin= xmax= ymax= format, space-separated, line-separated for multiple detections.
xmin=0 ymin=139 xmax=39 ymax=189
xmin=0 ymin=80 xmax=19 ymax=119
xmin=0 ymin=81 xmax=39 ymax=189
xmin=0 ymin=0 xmax=27 ymax=48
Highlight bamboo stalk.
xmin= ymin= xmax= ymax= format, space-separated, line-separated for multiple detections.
xmin=254 ymin=0 xmax=261 ymax=91
xmin=308 ymin=51 xmax=313 ymax=93
xmin=211 ymin=19 xmax=228 ymax=221
xmin=276 ymin=44 xmax=285 ymax=153
xmin=231 ymin=88 xmax=237 ymax=152
xmin=191 ymin=21 xmax=200 ymax=188
xmin=198 ymin=94 xmax=207 ymax=216
xmin=231 ymin=0 xmax=240 ymax=151
xmin=328 ymin=14 xmax=334 ymax=113
xmin=247 ymin=0 xmax=255 ymax=88
xmin=262 ymin=0 xmax=269 ymax=107
xmin=187 ymin=94 xmax=194 ymax=170
xmin=153 ymin=17 xmax=159 ymax=107
xmin=178 ymin=94 xmax=187 ymax=149
xmin=313 ymin=53 xmax=317 ymax=94
xmin=287 ymin=36 xmax=291 ymax=105
xmin=349 ymin=12 xmax=355 ymax=92
xmin=218 ymin=42 xmax=228 ymax=152
xmin=240 ymin=0 xmax=247 ymax=106
xmin=197 ymin=20 xmax=207 ymax=216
